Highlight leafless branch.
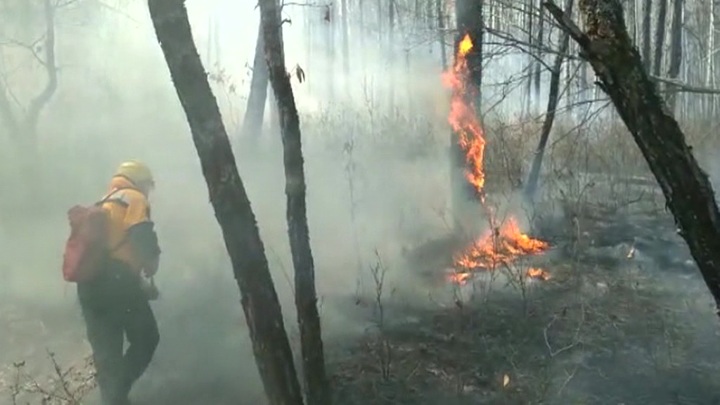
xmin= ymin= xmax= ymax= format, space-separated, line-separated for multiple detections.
xmin=25 ymin=0 xmax=59 ymax=135
xmin=543 ymin=302 xmax=584 ymax=357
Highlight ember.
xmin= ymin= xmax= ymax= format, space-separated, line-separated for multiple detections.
xmin=443 ymin=34 xmax=550 ymax=284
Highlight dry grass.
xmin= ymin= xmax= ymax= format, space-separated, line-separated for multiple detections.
xmin=3 ymin=97 xmax=720 ymax=404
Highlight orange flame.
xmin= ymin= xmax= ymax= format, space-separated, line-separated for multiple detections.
xmin=442 ymin=34 xmax=486 ymax=197
xmin=526 ymin=267 xmax=551 ymax=281
xmin=442 ymin=33 xmax=550 ymax=284
xmin=453 ymin=217 xmax=549 ymax=270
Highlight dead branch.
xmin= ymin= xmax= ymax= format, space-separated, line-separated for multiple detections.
xmin=543 ymin=302 xmax=584 ymax=357
xmin=25 ymin=0 xmax=59 ymax=137
xmin=483 ymin=24 xmax=720 ymax=95
xmin=0 ymin=0 xmax=59 ymax=143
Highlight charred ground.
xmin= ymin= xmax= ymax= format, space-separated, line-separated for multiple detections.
xmin=3 ymin=122 xmax=720 ymax=405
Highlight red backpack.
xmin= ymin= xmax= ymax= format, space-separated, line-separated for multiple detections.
xmin=61 ymin=189 xmax=127 ymax=282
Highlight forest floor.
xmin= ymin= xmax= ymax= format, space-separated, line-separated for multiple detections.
xmin=329 ymin=199 xmax=720 ymax=405
xmin=3 ymin=188 xmax=720 ymax=405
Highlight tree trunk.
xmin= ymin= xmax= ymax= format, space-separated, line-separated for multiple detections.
xmin=545 ymin=0 xmax=720 ymax=316
xmin=436 ymin=0 xmax=447 ymax=70
xmin=451 ymin=0 xmax=485 ymax=228
xmin=641 ymin=0 xmax=652 ymax=71
xmin=626 ymin=0 xmax=636 ymax=44
xmin=666 ymin=0 xmax=683 ymax=110
xmin=0 ymin=0 xmax=57 ymax=206
xmin=147 ymin=1 xmax=305 ymax=404
xmin=534 ymin=0 xmax=544 ymax=109
xmin=706 ymin=0 xmax=715 ymax=118
xmin=327 ymin=3 xmax=336 ymax=102
xmin=524 ymin=0 xmax=574 ymax=201
xmin=240 ymin=21 xmax=269 ymax=139
xmin=340 ymin=0 xmax=350 ymax=78
xmin=258 ymin=0 xmax=332 ymax=403
xmin=652 ymin=0 xmax=668 ymax=77
xmin=268 ymin=87 xmax=280 ymax=136
xmin=526 ymin=0 xmax=535 ymax=113
xmin=388 ymin=0 xmax=396 ymax=108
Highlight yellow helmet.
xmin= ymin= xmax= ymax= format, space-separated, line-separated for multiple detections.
xmin=115 ymin=160 xmax=154 ymax=188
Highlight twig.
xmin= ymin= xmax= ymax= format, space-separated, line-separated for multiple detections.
xmin=543 ymin=302 xmax=585 ymax=357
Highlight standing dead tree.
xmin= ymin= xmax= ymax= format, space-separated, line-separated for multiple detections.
xmin=524 ymin=0 xmax=574 ymax=201
xmin=0 ymin=0 xmax=57 ymax=153
xmin=258 ymin=0 xmax=331 ymax=403
xmin=543 ymin=0 xmax=720 ymax=315
xmin=147 ymin=1 xmax=305 ymax=404
xmin=665 ymin=0 xmax=683 ymax=111
xmin=240 ymin=21 xmax=269 ymax=139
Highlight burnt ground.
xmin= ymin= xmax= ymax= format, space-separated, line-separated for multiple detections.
xmin=329 ymin=203 xmax=720 ymax=405
xmin=3 ymin=199 xmax=720 ymax=404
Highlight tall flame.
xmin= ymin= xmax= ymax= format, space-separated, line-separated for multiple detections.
xmin=442 ymin=34 xmax=486 ymax=198
xmin=442 ymin=33 xmax=550 ymax=284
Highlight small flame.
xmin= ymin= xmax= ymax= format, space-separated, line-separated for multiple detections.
xmin=446 ymin=271 xmax=472 ymax=285
xmin=526 ymin=267 xmax=551 ymax=281
xmin=458 ymin=34 xmax=473 ymax=56
xmin=453 ymin=217 xmax=549 ymax=270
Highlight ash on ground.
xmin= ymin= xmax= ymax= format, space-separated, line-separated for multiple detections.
xmin=332 ymin=199 xmax=720 ymax=405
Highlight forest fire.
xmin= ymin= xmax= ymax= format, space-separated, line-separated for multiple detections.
xmin=442 ymin=34 xmax=550 ymax=285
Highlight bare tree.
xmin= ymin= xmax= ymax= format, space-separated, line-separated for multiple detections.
xmin=0 ymin=0 xmax=57 ymax=154
xmin=705 ymin=0 xmax=715 ymax=116
xmin=524 ymin=0 xmax=574 ymax=201
xmin=340 ymin=0 xmax=350 ymax=77
xmin=545 ymin=0 xmax=720 ymax=317
xmin=435 ymin=0 xmax=447 ymax=69
xmin=666 ymin=0 xmax=683 ymax=110
xmin=652 ymin=0 xmax=668 ymax=77
xmin=147 ymin=1 xmax=305 ymax=404
xmin=240 ymin=22 xmax=270 ymax=139
xmin=525 ymin=0 xmax=535 ymax=112
xmin=534 ymin=0 xmax=544 ymax=108
xmin=323 ymin=3 xmax=336 ymax=100
xmin=258 ymin=0 xmax=331 ymax=403
xmin=641 ymin=0 xmax=652 ymax=70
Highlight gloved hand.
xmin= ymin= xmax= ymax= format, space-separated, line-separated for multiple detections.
xmin=140 ymin=276 xmax=160 ymax=301
xmin=144 ymin=255 xmax=160 ymax=278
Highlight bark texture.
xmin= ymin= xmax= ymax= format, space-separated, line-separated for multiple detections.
xmin=146 ymin=1 xmax=305 ymax=404
xmin=451 ymin=0 xmax=485 ymax=227
xmin=455 ymin=0 xmax=483 ymax=96
xmin=258 ymin=0 xmax=331 ymax=403
xmin=544 ymin=0 xmax=720 ymax=315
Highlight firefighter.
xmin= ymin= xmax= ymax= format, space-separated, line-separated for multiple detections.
xmin=77 ymin=160 xmax=161 ymax=405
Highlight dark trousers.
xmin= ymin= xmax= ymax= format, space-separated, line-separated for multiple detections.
xmin=77 ymin=260 xmax=159 ymax=405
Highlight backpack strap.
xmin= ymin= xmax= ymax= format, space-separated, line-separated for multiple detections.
xmin=95 ymin=186 xmax=137 ymax=253
xmin=95 ymin=186 xmax=135 ymax=207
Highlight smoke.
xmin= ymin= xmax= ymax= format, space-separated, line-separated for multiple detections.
xmin=0 ymin=1 xmax=458 ymax=402
xmin=4 ymin=0 xmax=720 ymax=403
